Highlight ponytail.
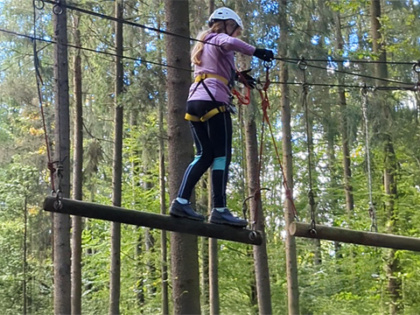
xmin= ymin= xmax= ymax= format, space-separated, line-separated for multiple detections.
xmin=191 ymin=29 xmax=211 ymax=65
xmin=191 ymin=20 xmax=235 ymax=65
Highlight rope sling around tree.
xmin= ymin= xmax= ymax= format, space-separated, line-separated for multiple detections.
xmin=289 ymin=61 xmax=420 ymax=252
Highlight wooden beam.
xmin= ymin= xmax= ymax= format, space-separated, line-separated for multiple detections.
xmin=43 ymin=197 xmax=262 ymax=245
xmin=289 ymin=222 xmax=420 ymax=252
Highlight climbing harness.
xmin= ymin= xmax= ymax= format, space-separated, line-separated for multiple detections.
xmin=299 ymin=59 xmax=317 ymax=235
xmin=185 ymin=105 xmax=228 ymax=122
xmin=185 ymin=70 xmax=251 ymax=122
xmin=361 ymin=86 xmax=378 ymax=232
xmin=194 ymin=73 xmax=229 ymax=85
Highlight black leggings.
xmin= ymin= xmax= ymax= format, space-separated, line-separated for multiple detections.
xmin=177 ymin=100 xmax=232 ymax=208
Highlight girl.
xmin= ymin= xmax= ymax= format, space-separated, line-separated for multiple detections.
xmin=169 ymin=7 xmax=273 ymax=227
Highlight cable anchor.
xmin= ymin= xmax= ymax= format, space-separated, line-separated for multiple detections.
xmin=413 ymin=61 xmax=420 ymax=74
xmin=242 ymin=188 xmax=270 ymax=230
xmin=33 ymin=0 xmax=45 ymax=10
xmin=53 ymin=0 xmax=63 ymax=15
xmin=297 ymin=57 xmax=308 ymax=71
xmin=308 ymin=190 xmax=317 ymax=236
xmin=369 ymin=204 xmax=378 ymax=232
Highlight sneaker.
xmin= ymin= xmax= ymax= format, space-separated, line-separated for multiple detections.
xmin=169 ymin=200 xmax=205 ymax=221
xmin=209 ymin=208 xmax=248 ymax=227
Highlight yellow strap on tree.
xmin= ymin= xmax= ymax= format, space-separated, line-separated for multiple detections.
xmin=185 ymin=106 xmax=227 ymax=122
xmin=194 ymin=73 xmax=229 ymax=86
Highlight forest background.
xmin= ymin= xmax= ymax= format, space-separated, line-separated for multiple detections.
xmin=1 ymin=0 xmax=420 ymax=314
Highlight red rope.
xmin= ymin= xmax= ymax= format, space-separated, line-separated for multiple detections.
xmin=232 ymin=87 xmax=251 ymax=105
xmin=232 ymin=69 xmax=253 ymax=105
xmin=256 ymin=66 xmax=298 ymax=219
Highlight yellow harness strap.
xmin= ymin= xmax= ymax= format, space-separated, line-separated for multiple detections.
xmin=185 ymin=106 xmax=227 ymax=122
xmin=194 ymin=73 xmax=229 ymax=86
xmin=186 ymin=73 xmax=230 ymax=122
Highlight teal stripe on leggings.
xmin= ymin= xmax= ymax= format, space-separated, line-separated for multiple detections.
xmin=212 ymin=156 xmax=226 ymax=171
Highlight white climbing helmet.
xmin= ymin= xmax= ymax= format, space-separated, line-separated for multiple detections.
xmin=208 ymin=7 xmax=244 ymax=29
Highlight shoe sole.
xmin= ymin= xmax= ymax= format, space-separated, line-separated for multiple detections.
xmin=170 ymin=211 xmax=205 ymax=221
xmin=209 ymin=219 xmax=247 ymax=228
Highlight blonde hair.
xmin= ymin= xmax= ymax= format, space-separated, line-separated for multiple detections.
xmin=191 ymin=20 xmax=240 ymax=65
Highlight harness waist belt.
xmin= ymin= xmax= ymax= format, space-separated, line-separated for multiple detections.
xmin=185 ymin=106 xmax=227 ymax=122
xmin=194 ymin=73 xmax=229 ymax=86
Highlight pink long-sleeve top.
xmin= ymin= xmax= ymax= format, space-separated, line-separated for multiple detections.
xmin=188 ymin=32 xmax=256 ymax=104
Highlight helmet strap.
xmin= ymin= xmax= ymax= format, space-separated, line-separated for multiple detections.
xmin=224 ymin=20 xmax=239 ymax=36
xmin=230 ymin=24 xmax=239 ymax=36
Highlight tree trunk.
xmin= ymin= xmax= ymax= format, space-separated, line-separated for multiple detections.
xmin=209 ymin=237 xmax=219 ymax=315
xmin=208 ymin=174 xmax=219 ymax=315
xmin=243 ymin=109 xmax=272 ymax=315
xmin=23 ymin=197 xmax=28 ymax=315
xmin=164 ymin=0 xmax=201 ymax=313
xmin=109 ymin=1 xmax=124 ymax=314
xmin=53 ymin=1 xmax=72 ymax=313
xmin=234 ymin=2 xmax=272 ymax=313
xmin=208 ymin=0 xmax=214 ymax=14
xmin=200 ymin=178 xmax=210 ymax=315
xmin=370 ymin=1 xmax=401 ymax=313
xmin=333 ymin=11 xmax=354 ymax=215
xmin=279 ymin=1 xmax=299 ymax=313
xmin=71 ymin=13 xmax=83 ymax=315
xmin=158 ymin=59 xmax=169 ymax=315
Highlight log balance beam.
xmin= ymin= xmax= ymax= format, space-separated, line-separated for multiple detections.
xmin=43 ymin=197 xmax=262 ymax=245
xmin=289 ymin=222 xmax=420 ymax=252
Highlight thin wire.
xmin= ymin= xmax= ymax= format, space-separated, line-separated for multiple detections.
xmin=3 ymin=24 xmax=419 ymax=92
xmin=32 ymin=2 xmax=56 ymax=192
xmin=43 ymin=1 xmax=420 ymax=71
xmin=300 ymin=65 xmax=317 ymax=232
xmin=42 ymin=0 xmax=220 ymax=47
xmin=268 ymin=81 xmax=418 ymax=91
xmin=278 ymin=56 xmax=417 ymax=66
xmin=0 ymin=28 xmax=192 ymax=73
xmin=278 ymin=58 xmax=415 ymax=86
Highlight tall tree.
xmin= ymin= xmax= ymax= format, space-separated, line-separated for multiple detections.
xmin=370 ymin=1 xmax=401 ymax=313
xmin=70 ymin=12 xmax=83 ymax=315
xmin=205 ymin=5 xmax=217 ymax=315
xmin=279 ymin=1 xmax=299 ymax=313
xmin=158 ymin=83 xmax=169 ymax=315
xmin=164 ymin=0 xmax=201 ymax=313
xmin=235 ymin=0 xmax=272 ymax=310
xmin=156 ymin=7 xmax=169 ymax=313
xmin=53 ymin=1 xmax=71 ymax=314
xmin=333 ymin=10 xmax=354 ymax=215
xmin=109 ymin=1 xmax=124 ymax=314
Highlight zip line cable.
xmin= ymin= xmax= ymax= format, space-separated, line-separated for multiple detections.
xmin=268 ymin=81 xmax=419 ymax=91
xmin=30 ymin=0 xmax=420 ymax=87
xmin=277 ymin=57 xmax=415 ymax=86
xmin=277 ymin=56 xmax=418 ymax=66
xmin=3 ymin=24 xmax=419 ymax=91
xmin=0 ymin=28 xmax=192 ymax=73
xmin=40 ymin=0 xmax=420 ymax=69
xmin=40 ymin=0 xmax=221 ymax=47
